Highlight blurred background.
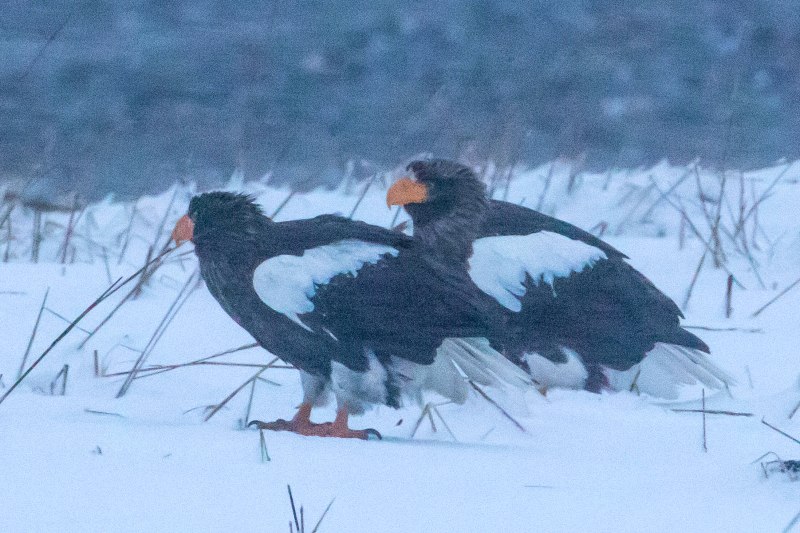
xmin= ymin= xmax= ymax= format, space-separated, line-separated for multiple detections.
xmin=2 ymin=0 xmax=798 ymax=199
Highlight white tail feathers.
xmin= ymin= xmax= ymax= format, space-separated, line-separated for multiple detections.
xmin=423 ymin=337 xmax=533 ymax=404
xmin=608 ymin=343 xmax=736 ymax=399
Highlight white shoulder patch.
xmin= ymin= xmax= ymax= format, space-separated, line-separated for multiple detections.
xmin=253 ymin=239 xmax=399 ymax=329
xmin=468 ymin=232 xmax=607 ymax=311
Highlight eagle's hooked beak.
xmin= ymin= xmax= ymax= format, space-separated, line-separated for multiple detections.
xmin=171 ymin=214 xmax=195 ymax=244
xmin=386 ymin=177 xmax=429 ymax=207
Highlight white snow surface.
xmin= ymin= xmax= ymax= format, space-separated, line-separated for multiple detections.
xmin=468 ymin=231 xmax=607 ymax=311
xmin=1 ymin=159 xmax=800 ymax=532
xmin=252 ymin=239 xmax=399 ymax=330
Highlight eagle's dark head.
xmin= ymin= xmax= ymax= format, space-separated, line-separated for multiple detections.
xmin=387 ymin=159 xmax=488 ymax=261
xmin=173 ymin=191 xmax=272 ymax=250
xmin=387 ymin=159 xmax=488 ymax=228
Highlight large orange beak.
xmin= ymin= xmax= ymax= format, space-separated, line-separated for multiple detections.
xmin=386 ymin=177 xmax=428 ymax=207
xmin=171 ymin=214 xmax=194 ymax=244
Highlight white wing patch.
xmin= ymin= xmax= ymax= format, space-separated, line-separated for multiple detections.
xmin=253 ymin=239 xmax=399 ymax=329
xmin=468 ymin=232 xmax=607 ymax=311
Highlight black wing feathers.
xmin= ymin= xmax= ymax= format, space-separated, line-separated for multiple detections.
xmin=485 ymin=200 xmax=628 ymax=259
xmin=307 ymin=247 xmax=507 ymax=365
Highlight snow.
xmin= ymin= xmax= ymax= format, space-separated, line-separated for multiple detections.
xmin=468 ymin=231 xmax=607 ymax=311
xmin=1 ymin=160 xmax=800 ymax=532
xmin=253 ymin=239 xmax=399 ymax=330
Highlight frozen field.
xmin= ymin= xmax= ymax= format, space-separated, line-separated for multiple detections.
xmin=1 ymin=160 xmax=799 ymax=532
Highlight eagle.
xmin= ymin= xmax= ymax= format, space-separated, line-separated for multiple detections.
xmin=387 ymin=159 xmax=734 ymax=396
xmin=172 ymin=192 xmax=530 ymax=439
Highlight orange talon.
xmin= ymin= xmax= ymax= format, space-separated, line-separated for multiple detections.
xmin=248 ymin=403 xmax=332 ymax=437
xmin=171 ymin=214 xmax=195 ymax=244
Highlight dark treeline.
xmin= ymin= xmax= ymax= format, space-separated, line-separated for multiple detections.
xmin=2 ymin=0 xmax=798 ymax=198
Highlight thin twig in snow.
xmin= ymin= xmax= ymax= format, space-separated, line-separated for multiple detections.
xmin=348 ymin=174 xmax=376 ymax=219
xmin=204 ymin=365 xmax=274 ymax=422
xmin=117 ymin=201 xmax=138 ymax=265
xmin=671 ymin=409 xmax=752 ymax=417
xmin=782 ymin=508 xmax=800 ymax=533
xmin=682 ymin=249 xmax=707 ymax=311
xmin=0 ymin=274 xmax=135 ymax=407
xmin=751 ymin=276 xmax=800 ymax=318
xmin=469 ymin=380 xmax=526 ymax=432
xmin=761 ymin=418 xmax=800 ymax=446
xmin=271 ymin=191 xmax=296 ymax=220
xmin=116 ymin=269 xmax=199 ymax=397
xmin=683 ymin=325 xmax=762 ymax=333
xmin=702 ymin=389 xmax=707 ymax=452
xmin=653 ymin=183 xmax=744 ymax=288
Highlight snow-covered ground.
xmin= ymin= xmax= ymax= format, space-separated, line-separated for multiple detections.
xmin=1 ymin=160 xmax=799 ymax=532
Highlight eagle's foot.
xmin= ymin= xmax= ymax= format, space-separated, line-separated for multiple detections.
xmin=248 ymin=417 xmax=333 ymax=436
xmin=327 ymin=405 xmax=382 ymax=440
xmin=247 ymin=402 xmax=333 ymax=437
xmin=327 ymin=425 xmax=382 ymax=440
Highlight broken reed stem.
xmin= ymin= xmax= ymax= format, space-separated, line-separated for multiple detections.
xmin=287 ymin=485 xmax=300 ymax=533
xmin=43 ymin=307 xmax=93 ymax=334
xmin=702 ymin=389 xmax=708 ymax=452
xmin=761 ymin=418 xmax=800 ymax=447
xmin=710 ymin=170 xmax=728 ymax=268
xmin=311 ymin=498 xmax=336 ymax=533
xmin=745 ymin=366 xmax=754 ymax=389
xmin=671 ymin=409 xmax=753 ymax=417
xmin=116 ymin=268 xmax=198 ymax=398
xmin=117 ymin=200 xmax=138 ymax=265
xmin=648 ymin=176 xmax=744 ymax=289
xmin=18 ymin=9 xmax=74 ymax=80
xmin=100 ymin=246 xmax=112 ymax=283
xmin=468 ymin=380 xmax=526 ymax=433
xmin=93 ymin=349 xmax=100 ymax=377
xmin=204 ymin=363 xmax=275 ymax=422
xmin=0 ymin=271 xmax=138 ymax=407
xmin=78 ymin=288 xmax=134 ymax=349
xmin=31 ymin=209 xmax=41 ymax=263
xmin=101 ymin=342 xmax=262 ymax=379
xmin=153 ymin=186 xmax=180 ymax=249
xmin=751 ymin=275 xmax=800 ymax=318
xmin=410 ymin=403 xmax=432 ymax=439
xmin=78 ymin=244 xmax=179 ymax=349
xmin=244 ymin=379 xmax=257 ymax=426
xmin=725 ymin=274 xmax=733 ymax=318
xmin=4 ymin=211 xmax=12 ymax=262
xmin=270 ymin=191 xmax=296 ymax=219
xmin=639 ymin=165 xmax=694 ymax=222
xmin=432 ymin=405 xmax=458 ymax=442
xmin=683 ymin=325 xmax=762 ymax=333
xmin=348 ymin=174 xmax=376 ymax=219
xmin=259 ymin=429 xmax=270 ymax=462
xmin=50 ymin=364 xmax=68 ymax=395
xmin=17 ymin=288 xmax=49 ymax=379
xmin=389 ymin=205 xmax=402 ymax=230
xmin=615 ymin=181 xmax=655 ymax=235
xmin=783 ymin=508 xmax=800 ymax=533
xmin=426 ymin=406 xmax=437 ymax=433
xmin=104 ymin=361 xmax=289 ymax=379
xmin=682 ymin=249 xmax=707 ymax=310
xmin=57 ymin=196 xmax=82 ymax=264
xmin=7 ymin=251 xmax=168 ymax=397
xmin=535 ymin=160 xmax=556 ymax=211
xmin=788 ymin=400 xmax=800 ymax=420
xmin=732 ymin=162 xmax=791 ymax=242
xmin=629 ymin=367 xmax=642 ymax=394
